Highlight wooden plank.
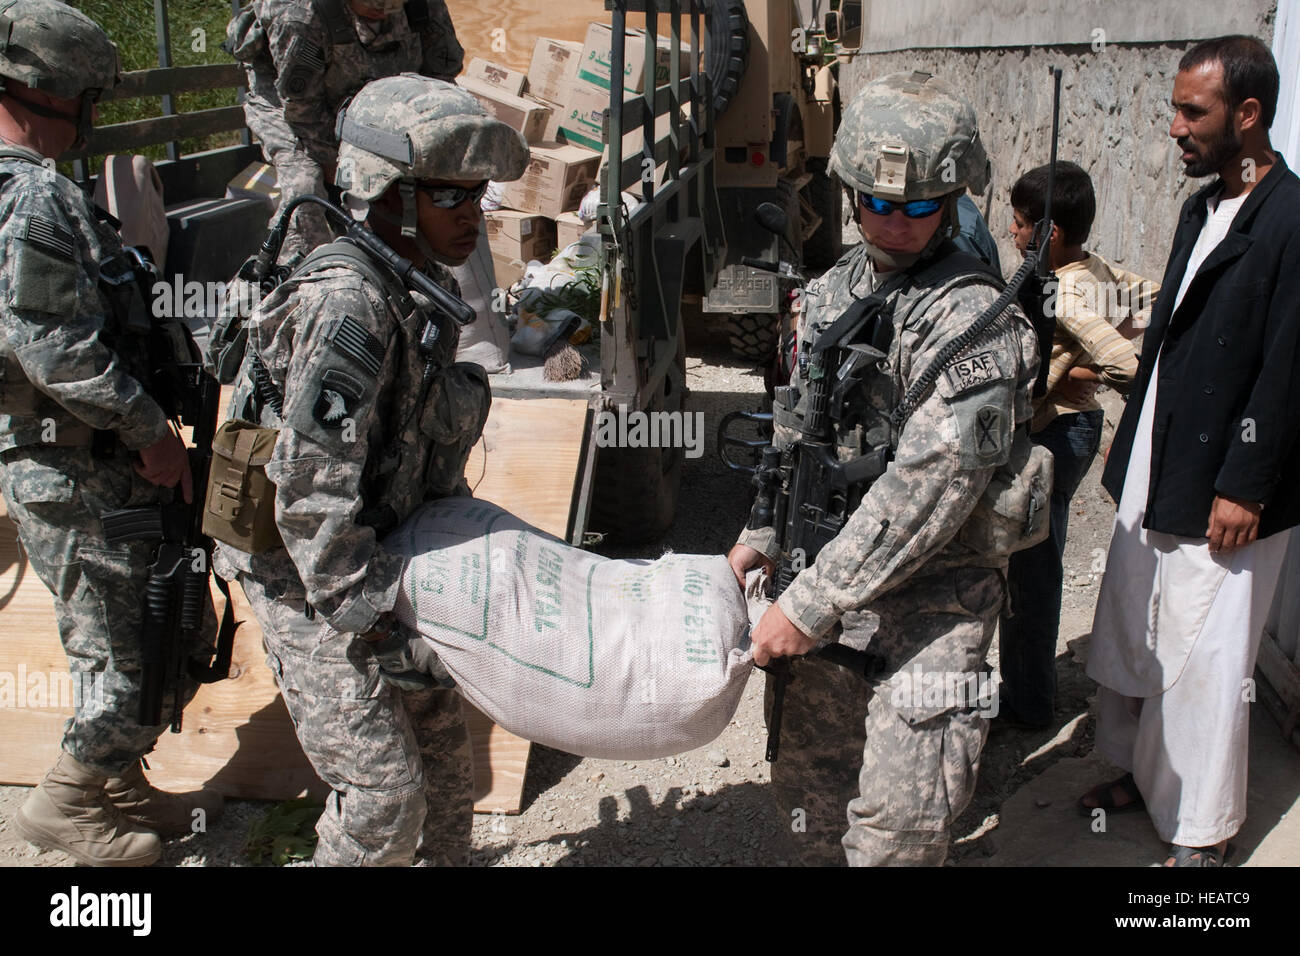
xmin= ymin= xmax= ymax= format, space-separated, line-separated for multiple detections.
xmin=106 ymin=64 xmax=247 ymax=102
xmin=83 ymin=106 xmax=247 ymax=156
xmin=0 ymin=394 xmax=591 ymax=814
xmin=1258 ymin=630 xmax=1300 ymax=740
xmin=466 ymin=397 xmax=591 ymax=538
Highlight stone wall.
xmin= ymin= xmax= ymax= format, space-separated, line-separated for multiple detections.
xmin=839 ymin=5 xmax=1277 ymax=280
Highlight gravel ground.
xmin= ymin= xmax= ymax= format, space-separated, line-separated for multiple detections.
xmin=0 ymin=318 xmax=1121 ymax=868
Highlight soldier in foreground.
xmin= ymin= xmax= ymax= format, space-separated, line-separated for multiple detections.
xmin=226 ymin=0 xmax=464 ymax=257
xmin=0 ymin=0 xmax=221 ymax=866
xmin=212 ymin=75 xmax=527 ymax=865
xmin=729 ymin=72 xmax=1042 ymax=865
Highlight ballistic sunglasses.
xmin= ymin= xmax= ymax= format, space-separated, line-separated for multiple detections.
xmin=858 ymin=192 xmax=943 ymax=218
xmin=417 ymin=180 xmax=490 ymax=209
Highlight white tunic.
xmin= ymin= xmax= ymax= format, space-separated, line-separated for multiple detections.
xmin=1087 ymin=190 xmax=1293 ymax=845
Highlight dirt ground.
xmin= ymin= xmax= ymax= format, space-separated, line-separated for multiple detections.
xmin=0 ymin=314 xmax=1161 ymax=868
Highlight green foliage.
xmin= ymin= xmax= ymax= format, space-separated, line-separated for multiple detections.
xmin=73 ymin=0 xmax=243 ymax=159
xmin=527 ymin=260 xmax=603 ymax=327
xmin=244 ymin=797 xmax=324 ymax=866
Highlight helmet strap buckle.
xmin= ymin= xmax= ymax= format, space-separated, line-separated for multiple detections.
xmin=398 ymin=178 xmax=418 ymax=238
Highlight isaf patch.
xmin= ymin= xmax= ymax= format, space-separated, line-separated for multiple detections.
xmin=327 ymin=315 xmax=385 ymax=376
xmin=22 ymin=216 xmax=75 ymax=260
xmin=313 ymin=369 xmax=363 ymax=429
xmin=943 ymin=350 xmax=1001 ymax=394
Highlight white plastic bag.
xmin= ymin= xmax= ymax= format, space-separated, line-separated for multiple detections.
xmin=387 ymin=498 xmax=754 ymax=759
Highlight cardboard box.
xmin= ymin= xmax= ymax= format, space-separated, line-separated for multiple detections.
xmin=486 ymin=208 xmax=557 ymax=264
xmin=225 ymin=161 xmax=279 ymax=207
xmin=527 ymin=93 xmax=567 ymax=144
xmin=576 ymin=22 xmax=694 ymax=94
xmin=555 ymin=210 xmax=589 ymax=250
xmin=556 ymin=77 xmax=609 ymax=152
xmin=499 ymin=141 xmax=601 ymax=220
xmin=527 ymin=37 xmax=584 ymax=107
xmin=456 ymin=75 xmax=552 ymax=145
xmin=465 ymin=56 xmax=528 ymax=97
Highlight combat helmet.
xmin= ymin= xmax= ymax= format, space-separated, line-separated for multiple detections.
xmin=335 ymin=73 xmax=529 ymax=247
xmin=0 ymin=0 xmax=120 ymax=146
xmin=831 ymin=71 xmax=990 ymax=267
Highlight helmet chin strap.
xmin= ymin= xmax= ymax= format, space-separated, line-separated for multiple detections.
xmin=2 ymin=87 xmax=94 ymax=151
xmin=368 ymin=201 xmax=455 ymax=267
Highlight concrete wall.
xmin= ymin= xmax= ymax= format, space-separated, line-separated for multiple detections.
xmin=839 ymin=3 xmax=1277 ymax=281
xmin=857 ymin=0 xmax=1274 ymax=51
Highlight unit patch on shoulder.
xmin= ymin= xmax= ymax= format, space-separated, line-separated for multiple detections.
xmin=23 ymin=216 xmax=75 ymax=260
xmin=974 ymin=405 xmax=1004 ymax=458
xmin=313 ymin=369 xmax=364 ymax=429
xmin=943 ymin=349 xmax=1000 ymax=394
xmin=327 ymin=315 xmax=385 ymax=376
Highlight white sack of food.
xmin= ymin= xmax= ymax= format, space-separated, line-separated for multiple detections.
xmin=387 ymin=497 xmax=753 ymax=759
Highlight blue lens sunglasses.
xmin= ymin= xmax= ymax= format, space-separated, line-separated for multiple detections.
xmin=858 ymin=192 xmax=943 ymax=218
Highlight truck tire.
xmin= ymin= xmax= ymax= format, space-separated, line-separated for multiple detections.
xmin=722 ymin=312 xmax=779 ymax=363
xmin=590 ymin=335 xmax=687 ymax=544
xmin=802 ymin=171 xmax=843 ymax=272
xmin=705 ymin=0 xmax=750 ymax=117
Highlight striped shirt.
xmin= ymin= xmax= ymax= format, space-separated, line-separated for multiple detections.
xmin=1031 ymin=253 xmax=1156 ymax=432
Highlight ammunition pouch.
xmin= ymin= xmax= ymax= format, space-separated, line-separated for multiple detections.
xmin=202 ymin=418 xmax=284 ymax=554
xmin=958 ymin=428 xmax=1053 ymax=558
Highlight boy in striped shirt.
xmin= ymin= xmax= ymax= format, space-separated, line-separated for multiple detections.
xmin=999 ymin=160 xmax=1156 ymax=728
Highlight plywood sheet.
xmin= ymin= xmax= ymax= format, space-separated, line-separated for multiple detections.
xmin=0 ymin=395 xmax=590 ymax=815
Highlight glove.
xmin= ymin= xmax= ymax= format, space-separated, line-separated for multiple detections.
xmin=366 ymin=627 xmax=456 ymax=692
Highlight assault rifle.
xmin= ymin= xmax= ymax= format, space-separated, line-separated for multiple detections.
xmin=745 ymin=291 xmax=899 ymax=760
xmin=1019 ymin=66 xmax=1065 ymax=398
xmin=100 ymin=250 xmax=236 ymax=730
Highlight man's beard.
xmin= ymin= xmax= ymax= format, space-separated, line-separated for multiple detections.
xmin=1179 ymin=121 xmax=1243 ymax=178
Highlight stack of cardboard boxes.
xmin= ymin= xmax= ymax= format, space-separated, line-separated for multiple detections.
xmin=465 ymin=22 xmax=694 ymax=285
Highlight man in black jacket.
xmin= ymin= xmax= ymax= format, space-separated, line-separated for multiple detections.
xmin=1079 ymin=35 xmax=1299 ymax=867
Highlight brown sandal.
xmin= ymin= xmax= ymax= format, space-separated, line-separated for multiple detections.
xmin=1076 ymin=772 xmax=1146 ymax=817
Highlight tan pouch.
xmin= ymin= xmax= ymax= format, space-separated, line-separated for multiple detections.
xmin=958 ymin=431 xmax=1053 ymax=557
xmin=203 ymin=419 xmax=283 ymax=554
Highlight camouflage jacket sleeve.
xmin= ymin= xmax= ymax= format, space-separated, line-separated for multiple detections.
xmin=262 ymin=0 xmax=338 ymax=162
xmin=417 ymin=0 xmax=465 ymax=80
xmin=776 ymin=285 xmax=1036 ymax=641
xmin=0 ymin=175 xmax=170 ymax=450
xmin=260 ymin=276 xmax=403 ymax=635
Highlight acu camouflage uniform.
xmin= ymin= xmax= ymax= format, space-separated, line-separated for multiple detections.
xmin=228 ymin=0 xmax=464 ymax=255
xmin=213 ymin=251 xmax=489 ymax=865
xmin=0 ymin=145 xmax=214 ymax=775
xmin=737 ymin=72 xmax=1041 ymax=866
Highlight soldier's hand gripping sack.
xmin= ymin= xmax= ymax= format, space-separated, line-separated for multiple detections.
xmin=387 ymin=498 xmax=754 ymax=759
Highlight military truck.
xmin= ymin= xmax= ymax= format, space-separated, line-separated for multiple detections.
xmin=700 ymin=0 xmax=861 ymax=363
xmin=47 ymin=1 xmax=860 ymax=548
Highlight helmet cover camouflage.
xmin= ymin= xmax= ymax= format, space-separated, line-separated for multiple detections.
xmin=830 ymin=71 xmax=990 ymax=201
xmin=0 ymin=0 xmax=120 ymax=100
xmin=335 ymin=74 xmax=529 ymax=201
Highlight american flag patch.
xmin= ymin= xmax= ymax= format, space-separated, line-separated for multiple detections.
xmin=298 ymin=40 xmax=325 ymax=72
xmin=23 ymin=215 xmax=75 ymax=260
xmin=328 ymin=315 xmax=385 ymax=376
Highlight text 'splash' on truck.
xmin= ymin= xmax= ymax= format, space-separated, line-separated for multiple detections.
xmin=55 ymin=0 xmax=864 ymax=548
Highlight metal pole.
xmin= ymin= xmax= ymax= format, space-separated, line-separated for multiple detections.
xmin=154 ymin=0 xmax=178 ymax=161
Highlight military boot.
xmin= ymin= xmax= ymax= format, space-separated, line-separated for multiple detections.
xmin=104 ymin=760 xmax=225 ymax=837
xmin=15 ymin=752 xmax=161 ymax=866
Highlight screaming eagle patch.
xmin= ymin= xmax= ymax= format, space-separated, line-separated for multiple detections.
xmin=312 ymin=369 xmax=363 ymax=429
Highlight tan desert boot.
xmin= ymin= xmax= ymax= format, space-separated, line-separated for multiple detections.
xmin=104 ymin=760 xmax=224 ymax=837
xmin=15 ymin=752 xmax=161 ymax=866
